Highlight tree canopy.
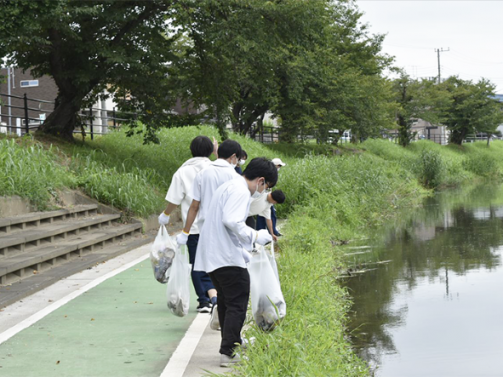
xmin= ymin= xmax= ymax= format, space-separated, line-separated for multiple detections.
xmin=1 ymin=0 xmax=500 ymax=145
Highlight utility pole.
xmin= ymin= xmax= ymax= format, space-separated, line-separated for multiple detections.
xmin=434 ymin=48 xmax=449 ymax=84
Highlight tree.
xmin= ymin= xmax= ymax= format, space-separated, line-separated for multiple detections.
xmin=272 ymin=2 xmax=395 ymax=143
xmin=442 ymin=76 xmax=503 ymax=145
xmin=0 ymin=0 xmax=177 ymax=142
xmin=171 ymin=0 xmax=394 ymax=142
xmin=391 ymin=73 xmax=450 ymax=147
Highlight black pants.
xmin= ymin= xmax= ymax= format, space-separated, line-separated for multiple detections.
xmin=245 ymin=215 xmax=256 ymax=229
xmin=209 ymin=267 xmax=250 ymax=356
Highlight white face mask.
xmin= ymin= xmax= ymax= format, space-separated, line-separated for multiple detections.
xmin=251 ymin=179 xmax=265 ymax=199
xmin=230 ymin=155 xmax=238 ymax=168
xmin=239 ymin=159 xmax=246 ymax=166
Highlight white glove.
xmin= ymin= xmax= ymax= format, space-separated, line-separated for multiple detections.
xmin=158 ymin=212 xmax=170 ymax=225
xmin=255 ymin=229 xmax=272 ymax=245
xmin=176 ymin=231 xmax=189 ymax=245
xmin=242 ymin=249 xmax=251 ymax=264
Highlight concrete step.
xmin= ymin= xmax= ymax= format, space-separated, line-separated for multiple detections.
xmin=0 ymin=222 xmax=143 ymax=285
xmin=0 ymin=214 xmax=121 ymax=259
xmin=0 ymin=233 xmax=153 ymax=308
xmin=0 ymin=205 xmax=98 ymax=234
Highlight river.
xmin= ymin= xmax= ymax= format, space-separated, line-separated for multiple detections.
xmin=344 ymin=184 xmax=503 ymax=377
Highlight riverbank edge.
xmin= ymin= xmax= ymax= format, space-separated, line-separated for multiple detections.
xmin=5 ymin=131 xmax=503 ymax=375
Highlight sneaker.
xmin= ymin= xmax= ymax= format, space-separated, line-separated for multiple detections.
xmin=220 ymin=353 xmax=241 ymax=367
xmin=196 ymin=302 xmax=211 ymax=313
xmin=240 ymin=336 xmax=256 ymax=350
xmin=210 ymin=304 xmax=221 ymax=331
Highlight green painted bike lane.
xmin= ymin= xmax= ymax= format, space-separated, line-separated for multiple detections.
xmin=0 ymin=261 xmax=198 ymax=377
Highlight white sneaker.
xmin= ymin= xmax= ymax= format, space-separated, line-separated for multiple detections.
xmin=220 ymin=353 xmax=241 ymax=367
xmin=240 ymin=336 xmax=256 ymax=349
xmin=210 ymin=304 xmax=220 ymax=331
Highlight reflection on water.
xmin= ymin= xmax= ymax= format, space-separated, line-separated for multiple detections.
xmin=345 ymin=185 xmax=503 ymax=377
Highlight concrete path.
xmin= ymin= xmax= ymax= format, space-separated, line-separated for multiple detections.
xmin=0 ymin=242 xmax=224 ymax=377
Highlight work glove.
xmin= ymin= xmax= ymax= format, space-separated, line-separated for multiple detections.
xmin=176 ymin=231 xmax=189 ymax=245
xmin=255 ymin=229 xmax=273 ymax=246
xmin=242 ymin=249 xmax=252 ymax=264
xmin=158 ymin=212 xmax=170 ymax=226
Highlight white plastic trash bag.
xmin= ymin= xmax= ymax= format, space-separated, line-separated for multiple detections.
xmin=166 ymin=244 xmax=191 ymax=317
xmin=150 ymin=225 xmax=176 ymax=283
xmin=267 ymin=241 xmax=279 ymax=283
xmin=249 ymin=245 xmax=286 ymax=331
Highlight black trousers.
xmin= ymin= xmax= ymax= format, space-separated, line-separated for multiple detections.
xmin=209 ymin=266 xmax=250 ymax=356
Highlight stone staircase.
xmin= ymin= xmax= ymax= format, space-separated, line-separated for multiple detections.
xmin=0 ymin=204 xmax=152 ymax=307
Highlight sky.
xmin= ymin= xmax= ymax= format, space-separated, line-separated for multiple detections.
xmin=355 ymin=1 xmax=503 ymax=93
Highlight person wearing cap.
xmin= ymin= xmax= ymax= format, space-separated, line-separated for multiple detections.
xmin=271 ymin=157 xmax=286 ymax=170
xmin=257 ymin=157 xmax=286 ymax=236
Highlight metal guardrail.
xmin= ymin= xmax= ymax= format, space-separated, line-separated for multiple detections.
xmin=0 ymin=92 xmax=138 ymax=139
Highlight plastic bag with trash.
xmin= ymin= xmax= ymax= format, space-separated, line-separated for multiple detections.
xmin=249 ymin=244 xmax=286 ymax=331
xmin=166 ymin=244 xmax=191 ymax=317
xmin=150 ymin=225 xmax=176 ymax=283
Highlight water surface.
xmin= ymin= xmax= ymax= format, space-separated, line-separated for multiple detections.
xmin=345 ymin=185 xmax=503 ymax=377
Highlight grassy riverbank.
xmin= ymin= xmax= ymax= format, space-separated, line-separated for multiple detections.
xmin=2 ymin=129 xmax=503 ymax=375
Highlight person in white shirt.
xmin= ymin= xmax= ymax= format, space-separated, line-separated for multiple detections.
xmin=158 ymin=135 xmax=218 ymax=313
xmin=257 ymin=157 xmax=287 ymax=236
xmin=248 ymin=189 xmax=286 ymax=242
xmin=176 ymin=139 xmax=242 ymax=241
xmin=194 ymin=157 xmax=277 ymax=367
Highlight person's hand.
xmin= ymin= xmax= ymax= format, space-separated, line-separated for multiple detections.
xmin=256 ymin=229 xmax=272 ymax=245
xmin=272 ymin=234 xmax=278 ymax=242
xmin=176 ymin=231 xmax=189 ymax=245
xmin=158 ymin=212 xmax=170 ymax=226
xmin=242 ymin=249 xmax=252 ymax=264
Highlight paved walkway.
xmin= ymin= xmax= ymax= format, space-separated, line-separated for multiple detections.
xmin=0 ymin=242 xmax=224 ymax=377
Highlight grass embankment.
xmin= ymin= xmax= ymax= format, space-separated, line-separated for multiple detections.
xmin=2 ymin=129 xmax=503 ymax=375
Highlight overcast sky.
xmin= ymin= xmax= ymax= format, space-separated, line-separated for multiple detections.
xmin=356 ymin=1 xmax=503 ymax=93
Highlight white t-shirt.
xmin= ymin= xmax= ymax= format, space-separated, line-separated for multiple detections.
xmin=248 ymin=193 xmax=272 ymax=219
xmin=194 ymin=176 xmax=255 ymax=273
xmin=191 ymin=159 xmax=238 ymax=228
xmin=165 ymin=157 xmax=211 ymax=234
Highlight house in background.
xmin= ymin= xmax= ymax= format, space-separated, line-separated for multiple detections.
xmin=0 ymin=67 xmax=120 ymax=136
xmin=411 ymin=119 xmax=449 ymax=145
xmin=0 ymin=67 xmax=58 ymax=134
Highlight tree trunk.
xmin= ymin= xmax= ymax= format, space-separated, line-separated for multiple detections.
xmin=449 ymin=128 xmax=467 ymax=145
xmin=397 ymin=115 xmax=410 ymax=147
xmin=40 ymin=94 xmax=83 ymax=142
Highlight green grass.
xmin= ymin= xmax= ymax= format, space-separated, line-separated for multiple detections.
xmin=0 ymin=137 xmax=77 ymax=211
xmin=4 ymin=128 xmax=503 ymax=375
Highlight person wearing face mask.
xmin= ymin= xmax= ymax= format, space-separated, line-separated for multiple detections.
xmin=256 ymin=157 xmax=286 ymax=236
xmin=193 ymin=157 xmax=277 ymax=367
xmin=248 ymin=189 xmax=286 ymax=242
xmin=176 ymin=139 xmax=242 ymax=312
xmin=234 ymin=150 xmax=247 ymax=175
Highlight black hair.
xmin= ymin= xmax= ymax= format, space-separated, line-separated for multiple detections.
xmin=218 ymin=139 xmax=242 ymax=160
xmin=271 ymin=190 xmax=286 ymax=204
xmin=243 ymin=157 xmax=278 ymax=188
xmin=240 ymin=150 xmax=248 ymax=159
xmin=190 ymin=136 xmax=213 ymax=158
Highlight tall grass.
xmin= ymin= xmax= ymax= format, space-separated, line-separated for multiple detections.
xmin=0 ymin=138 xmax=76 ymax=210
xmin=4 ymin=129 xmax=503 ymax=375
